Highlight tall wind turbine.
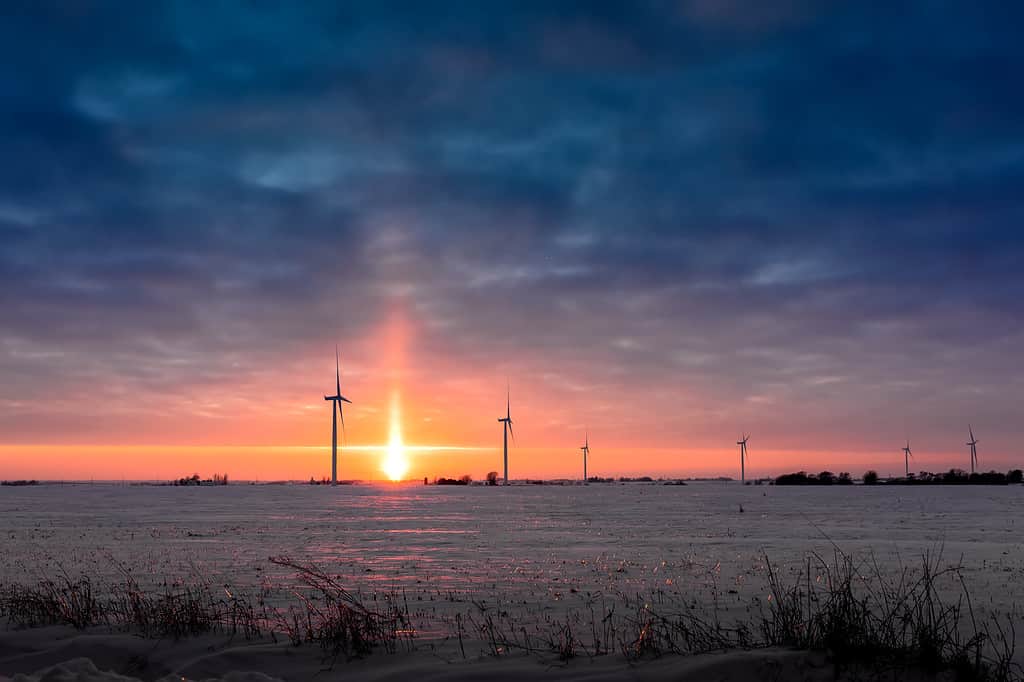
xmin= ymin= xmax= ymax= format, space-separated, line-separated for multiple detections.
xmin=902 ymin=440 xmax=913 ymax=478
xmin=580 ymin=432 xmax=590 ymax=484
xmin=324 ymin=347 xmax=352 ymax=486
xmin=967 ymin=426 xmax=979 ymax=474
xmin=498 ymin=385 xmax=514 ymax=485
xmin=737 ymin=435 xmax=749 ymax=483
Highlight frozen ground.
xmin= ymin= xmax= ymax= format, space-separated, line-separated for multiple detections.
xmin=1 ymin=482 xmax=1023 ymax=680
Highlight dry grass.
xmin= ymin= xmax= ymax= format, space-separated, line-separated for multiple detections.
xmin=0 ymin=550 xmax=1020 ymax=679
xmin=267 ymin=556 xmax=412 ymax=657
xmin=760 ymin=548 xmax=1018 ymax=680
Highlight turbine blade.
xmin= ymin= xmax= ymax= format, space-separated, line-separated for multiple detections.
xmin=340 ymin=395 xmax=352 ymax=404
xmin=335 ymin=347 xmax=341 ymax=398
xmin=337 ymin=401 xmax=346 ymax=440
xmin=508 ymin=421 xmax=515 ymax=444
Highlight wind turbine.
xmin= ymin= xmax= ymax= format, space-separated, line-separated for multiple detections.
xmin=737 ymin=434 xmax=749 ymax=483
xmin=498 ymin=384 xmax=514 ymax=485
xmin=967 ymin=426 xmax=979 ymax=474
xmin=902 ymin=440 xmax=913 ymax=478
xmin=324 ymin=347 xmax=352 ymax=486
xmin=580 ymin=432 xmax=590 ymax=484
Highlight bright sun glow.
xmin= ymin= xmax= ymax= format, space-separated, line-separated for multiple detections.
xmin=381 ymin=391 xmax=409 ymax=481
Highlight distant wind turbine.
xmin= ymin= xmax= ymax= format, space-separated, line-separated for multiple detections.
xmin=737 ymin=434 xmax=749 ymax=483
xmin=498 ymin=384 xmax=514 ymax=485
xmin=967 ymin=426 xmax=979 ymax=474
xmin=324 ymin=347 xmax=352 ymax=486
xmin=902 ymin=440 xmax=913 ymax=478
xmin=580 ymin=432 xmax=590 ymax=484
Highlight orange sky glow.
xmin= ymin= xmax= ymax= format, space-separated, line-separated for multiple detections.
xmin=0 ymin=307 xmax=1009 ymax=482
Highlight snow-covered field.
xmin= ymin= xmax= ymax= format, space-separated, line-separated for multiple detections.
xmin=2 ymin=482 xmax=1023 ymax=680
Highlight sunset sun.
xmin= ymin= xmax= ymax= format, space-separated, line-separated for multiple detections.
xmin=382 ymin=438 xmax=409 ymax=481
xmin=381 ymin=391 xmax=410 ymax=481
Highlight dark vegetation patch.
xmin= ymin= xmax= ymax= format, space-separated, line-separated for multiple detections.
xmin=0 ymin=551 xmax=1019 ymax=678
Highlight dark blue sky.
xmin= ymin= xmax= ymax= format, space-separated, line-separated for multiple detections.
xmin=2 ymin=2 xmax=1023 ymax=473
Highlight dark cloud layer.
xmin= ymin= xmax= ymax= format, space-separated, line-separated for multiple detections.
xmin=2 ymin=2 xmax=1023 ymax=458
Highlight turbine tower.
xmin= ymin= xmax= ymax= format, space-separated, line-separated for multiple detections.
xmin=737 ymin=434 xmax=749 ymax=483
xmin=902 ymin=440 xmax=913 ymax=478
xmin=580 ymin=432 xmax=590 ymax=484
xmin=497 ymin=385 xmax=514 ymax=485
xmin=967 ymin=426 xmax=978 ymax=474
xmin=324 ymin=347 xmax=352 ymax=486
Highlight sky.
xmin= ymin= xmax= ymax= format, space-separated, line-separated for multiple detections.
xmin=2 ymin=2 xmax=1023 ymax=481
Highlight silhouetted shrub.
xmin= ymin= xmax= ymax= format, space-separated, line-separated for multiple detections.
xmin=1009 ymin=469 xmax=1023 ymax=484
xmin=888 ymin=470 xmax=1009 ymax=485
xmin=485 ymin=471 xmax=499 ymax=486
xmin=863 ymin=470 xmax=879 ymax=485
xmin=776 ymin=471 xmax=856 ymax=486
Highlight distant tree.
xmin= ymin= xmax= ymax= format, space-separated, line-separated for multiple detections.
xmin=818 ymin=471 xmax=835 ymax=485
xmin=1009 ymin=470 xmax=1023 ymax=484
xmin=863 ymin=470 xmax=879 ymax=485
xmin=837 ymin=472 xmax=853 ymax=485
xmin=485 ymin=471 xmax=499 ymax=486
xmin=943 ymin=469 xmax=968 ymax=484
xmin=775 ymin=471 xmax=812 ymax=485
xmin=459 ymin=474 xmax=473 ymax=484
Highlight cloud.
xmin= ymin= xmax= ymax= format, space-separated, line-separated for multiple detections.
xmin=1 ymin=2 xmax=1023 ymax=464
